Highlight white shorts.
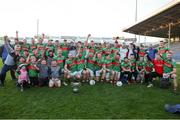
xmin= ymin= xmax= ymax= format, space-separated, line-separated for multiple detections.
xmin=96 ymin=70 xmax=103 ymax=77
xmin=87 ymin=68 xmax=94 ymax=77
xmin=115 ymin=71 xmax=120 ymax=78
xmin=49 ymin=78 xmax=61 ymax=87
xmin=106 ymin=72 xmax=110 ymax=81
xmin=68 ymin=71 xmax=77 ymax=77
xmin=77 ymin=70 xmax=83 ymax=76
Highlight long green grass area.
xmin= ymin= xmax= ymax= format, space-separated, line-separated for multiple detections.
xmin=0 ymin=64 xmax=180 ymax=119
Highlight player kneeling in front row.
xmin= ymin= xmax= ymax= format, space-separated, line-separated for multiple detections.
xmin=86 ymin=53 xmax=96 ymax=82
xmin=76 ymin=52 xmax=87 ymax=82
xmin=112 ymin=54 xmax=121 ymax=84
xmin=64 ymin=53 xmax=80 ymax=82
xmin=162 ymin=52 xmax=178 ymax=94
xmin=95 ymin=53 xmax=105 ymax=82
xmin=49 ymin=60 xmax=61 ymax=88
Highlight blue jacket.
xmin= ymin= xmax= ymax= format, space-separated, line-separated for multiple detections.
xmin=147 ymin=48 xmax=156 ymax=60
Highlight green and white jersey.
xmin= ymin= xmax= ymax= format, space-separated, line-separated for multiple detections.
xmin=136 ymin=60 xmax=145 ymax=70
xmin=37 ymin=43 xmax=46 ymax=50
xmin=86 ymin=57 xmax=95 ymax=71
xmin=112 ymin=59 xmax=121 ymax=72
xmin=121 ymin=61 xmax=131 ymax=70
xmin=27 ymin=63 xmax=39 ymax=77
xmin=163 ymin=58 xmax=176 ymax=73
xmin=21 ymin=43 xmax=30 ymax=51
xmin=53 ymin=55 xmax=65 ymax=69
xmin=45 ymin=45 xmax=55 ymax=56
xmin=60 ymin=43 xmax=69 ymax=58
xmin=130 ymin=59 xmax=136 ymax=70
xmin=157 ymin=46 xmax=169 ymax=58
xmin=104 ymin=59 xmax=113 ymax=70
xmin=144 ymin=61 xmax=154 ymax=72
xmin=88 ymin=45 xmax=96 ymax=54
xmin=65 ymin=58 xmax=77 ymax=73
xmin=76 ymin=55 xmax=86 ymax=71
xmin=95 ymin=58 xmax=105 ymax=71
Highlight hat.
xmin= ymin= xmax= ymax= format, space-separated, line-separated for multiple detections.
xmin=19 ymin=63 xmax=27 ymax=69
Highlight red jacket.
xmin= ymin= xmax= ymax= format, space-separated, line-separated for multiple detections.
xmin=152 ymin=59 xmax=164 ymax=75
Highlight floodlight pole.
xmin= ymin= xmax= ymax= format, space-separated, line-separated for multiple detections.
xmin=37 ymin=19 xmax=39 ymax=38
xmin=135 ymin=0 xmax=138 ymax=44
xmin=168 ymin=23 xmax=171 ymax=48
xmin=135 ymin=0 xmax=138 ymax=22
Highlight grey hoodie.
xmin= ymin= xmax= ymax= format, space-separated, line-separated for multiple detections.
xmin=37 ymin=64 xmax=50 ymax=78
xmin=50 ymin=66 xmax=61 ymax=79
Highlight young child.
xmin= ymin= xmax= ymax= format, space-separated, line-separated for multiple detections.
xmin=49 ymin=60 xmax=61 ymax=87
xmin=37 ymin=59 xmax=50 ymax=87
xmin=136 ymin=56 xmax=145 ymax=83
xmin=16 ymin=64 xmax=30 ymax=91
xmin=120 ymin=57 xmax=132 ymax=84
xmin=144 ymin=56 xmax=154 ymax=87
xmin=27 ymin=55 xmax=39 ymax=86
xmin=130 ymin=54 xmax=137 ymax=82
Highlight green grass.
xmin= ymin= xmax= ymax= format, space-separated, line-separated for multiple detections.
xmin=0 ymin=64 xmax=180 ymax=119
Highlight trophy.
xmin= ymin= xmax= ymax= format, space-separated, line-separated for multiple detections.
xmin=71 ymin=82 xmax=81 ymax=93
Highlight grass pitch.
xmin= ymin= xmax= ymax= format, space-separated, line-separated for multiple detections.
xmin=0 ymin=64 xmax=180 ymax=119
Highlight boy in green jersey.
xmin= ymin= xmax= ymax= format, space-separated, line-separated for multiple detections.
xmin=130 ymin=54 xmax=137 ymax=82
xmin=136 ymin=56 xmax=145 ymax=83
xmin=144 ymin=56 xmax=154 ymax=88
xmin=120 ymin=57 xmax=132 ymax=83
xmin=27 ymin=55 xmax=39 ymax=86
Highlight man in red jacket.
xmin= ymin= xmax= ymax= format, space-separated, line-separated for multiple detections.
xmin=151 ymin=54 xmax=164 ymax=78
